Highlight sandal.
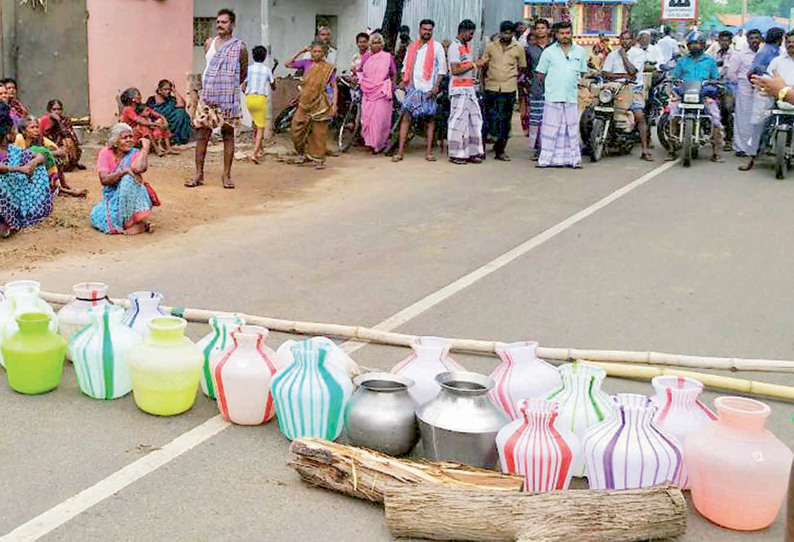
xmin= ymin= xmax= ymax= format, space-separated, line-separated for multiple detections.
xmin=184 ymin=177 xmax=203 ymax=188
xmin=425 ymin=155 xmax=437 ymax=162
xmin=449 ymin=158 xmax=468 ymax=165
xmin=222 ymin=178 xmax=235 ymax=189
xmin=495 ymin=154 xmax=511 ymax=162
xmin=711 ymin=155 xmax=725 ymax=163
xmin=391 ymin=155 xmax=403 ymax=163
xmin=640 ymin=153 xmax=654 ymax=162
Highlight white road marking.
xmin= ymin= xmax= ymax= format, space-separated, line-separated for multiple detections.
xmin=1 ymin=415 xmax=230 ymax=541
xmin=2 ymin=160 xmax=675 ymax=540
xmin=343 ymin=160 xmax=678 ymax=355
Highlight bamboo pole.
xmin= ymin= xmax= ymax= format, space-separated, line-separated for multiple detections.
xmin=40 ymin=292 xmax=794 ymax=376
xmin=589 ymin=362 xmax=794 ymax=401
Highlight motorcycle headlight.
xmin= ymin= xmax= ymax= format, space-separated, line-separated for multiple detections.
xmin=598 ymin=89 xmax=613 ymax=104
xmin=684 ymin=93 xmax=699 ymax=104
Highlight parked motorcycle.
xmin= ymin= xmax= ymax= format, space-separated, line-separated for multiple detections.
xmin=759 ymin=100 xmax=794 ymax=179
xmin=580 ymin=77 xmax=641 ymax=162
xmin=661 ymin=79 xmax=722 ymax=167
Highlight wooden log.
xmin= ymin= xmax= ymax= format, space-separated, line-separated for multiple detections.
xmin=287 ymin=438 xmax=524 ymax=503
xmin=39 ymin=291 xmax=794 ymax=374
xmin=384 ymin=484 xmax=687 ymax=542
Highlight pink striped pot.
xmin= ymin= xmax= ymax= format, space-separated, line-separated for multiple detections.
xmin=489 ymin=341 xmax=561 ymax=420
xmin=496 ymin=398 xmax=579 ymax=492
xmin=652 ymin=375 xmax=716 ymax=489
xmin=390 ymin=337 xmax=465 ymax=407
xmin=583 ymin=393 xmax=683 ymax=490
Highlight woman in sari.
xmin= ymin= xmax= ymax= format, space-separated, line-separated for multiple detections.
xmin=120 ymin=88 xmax=175 ymax=157
xmin=39 ymin=99 xmax=84 ymax=171
xmin=90 ymin=123 xmax=156 ymax=235
xmin=287 ymin=42 xmax=338 ymax=169
xmin=15 ymin=116 xmax=86 ymax=198
xmin=2 ymin=78 xmax=28 ymax=123
xmin=0 ymin=103 xmax=52 ymax=238
xmin=358 ymin=33 xmax=396 ymax=154
xmin=146 ymin=80 xmax=193 ymax=146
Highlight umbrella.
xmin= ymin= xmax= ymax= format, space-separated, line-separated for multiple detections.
xmin=741 ymin=16 xmax=788 ymax=34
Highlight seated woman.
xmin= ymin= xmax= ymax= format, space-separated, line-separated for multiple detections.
xmin=145 ymin=80 xmax=193 ymax=146
xmin=91 ymin=123 xmax=156 ymax=235
xmin=120 ymin=88 xmax=175 ymax=157
xmin=2 ymin=78 xmax=28 ymax=123
xmin=287 ymin=42 xmax=338 ymax=169
xmin=16 ymin=116 xmax=87 ymax=198
xmin=39 ymin=99 xmax=85 ymax=171
xmin=0 ymin=103 xmax=52 ymax=238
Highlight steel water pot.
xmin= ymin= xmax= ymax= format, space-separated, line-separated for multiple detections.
xmin=417 ymin=371 xmax=510 ymax=468
xmin=344 ymin=372 xmax=418 ymax=456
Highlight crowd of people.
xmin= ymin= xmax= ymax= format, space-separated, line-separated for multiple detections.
xmin=0 ymin=77 xmax=90 ymax=238
xmin=3 ymin=6 xmax=792 ymax=240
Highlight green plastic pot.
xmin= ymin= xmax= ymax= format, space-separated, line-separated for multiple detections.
xmin=1 ymin=312 xmax=66 ymax=394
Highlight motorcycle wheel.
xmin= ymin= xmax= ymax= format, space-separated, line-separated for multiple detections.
xmin=682 ymin=118 xmax=695 ymax=168
xmin=657 ymin=115 xmax=671 ymax=152
xmin=274 ymin=106 xmax=295 ymax=135
xmin=590 ymin=118 xmax=606 ymax=163
xmin=775 ymin=130 xmax=789 ymax=180
xmin=338 ymin=102 xmax=360 ymax=153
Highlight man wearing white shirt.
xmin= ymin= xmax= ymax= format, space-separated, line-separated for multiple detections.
xmin=299 ymin=25 xmax=338 ymax=66
xmin=602 ymin=30 xmax=655 ymax=160
xmin=767 ymin=32 xmax=794 ymax=87
xmin=394 ymin=19 xmax=448 ymax=162
xmin=657 ymin=27 xmax=680 ymax=64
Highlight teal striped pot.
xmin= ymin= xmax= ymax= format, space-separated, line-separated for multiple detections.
xmin=68 ymin=305 xmax=143 ymax=400
xmin=197 ymin=314 xmax=245 ymax=399
xmin=271 ymin=340 xmax=354 ymax=441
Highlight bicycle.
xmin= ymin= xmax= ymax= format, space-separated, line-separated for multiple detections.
xmin=337 ymin=75 xmax=361 ymax=152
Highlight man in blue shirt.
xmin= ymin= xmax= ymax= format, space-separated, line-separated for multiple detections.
xmin=535 ymin=21 xmax=588 ymax=168
xmin=667 ymin=32 xmax=724 ymax=162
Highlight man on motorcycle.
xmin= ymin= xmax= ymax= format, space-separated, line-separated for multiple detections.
xmin=602 ymin=30 xmax=655 ymax=161
xmin=740 ymin=30 xmax=794 ymax=172
xmin=667 ymin=31 xmax=724 ymax=162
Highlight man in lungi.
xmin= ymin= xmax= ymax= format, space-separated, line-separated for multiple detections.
xmin=393 ymin=19 xmax=447 ymax=162
xmin=727 ymin=29 xmax=762 ymax=156
xmin=526 ymin=19 xmax=551 ymax=159
xmin=188 ymin=8 xmax=248 ymax=189
xmin=535 ymin=21 xmax=587 ymax=168
xmin=481 ymin=21 xmax=527 ymax=162
xmin=447 ymin=19 xmax=484 ymax=165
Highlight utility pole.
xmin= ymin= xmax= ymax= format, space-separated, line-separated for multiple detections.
xmin=742 ymin=0 xmax=748 ymax=24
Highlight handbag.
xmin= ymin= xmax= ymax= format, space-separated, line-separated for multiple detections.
xmin=144 ymin=182 xmax=161 ymax=207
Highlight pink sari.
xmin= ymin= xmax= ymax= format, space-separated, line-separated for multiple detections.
xmin=359 ymin=51 xmax=395 ymax=152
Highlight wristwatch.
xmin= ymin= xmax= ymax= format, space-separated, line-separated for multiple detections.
xmin=779 ymin=86 xmax=791 ymax=101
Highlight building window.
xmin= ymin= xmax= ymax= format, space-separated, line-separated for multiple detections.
xmin=193 ymin=17 xmax=215 ymax=46
xmin=582 ymin=6 xmax=615 ymax=35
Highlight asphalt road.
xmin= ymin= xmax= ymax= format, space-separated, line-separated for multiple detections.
xmin=0 ymin=133 xmax=792 ymax=541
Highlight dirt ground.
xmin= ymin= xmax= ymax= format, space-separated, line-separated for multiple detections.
xmin=0 ymin=137 xmax=340 ymax=271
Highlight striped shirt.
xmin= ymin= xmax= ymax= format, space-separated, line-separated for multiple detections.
xmin=448 ymin=38 xmax=476 ymax=95
xmin=246 ymin=62 xmax=274 ymax=96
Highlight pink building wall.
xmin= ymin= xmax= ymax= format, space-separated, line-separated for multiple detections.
xmin=86 ymin=0 xmax=194 ymax=127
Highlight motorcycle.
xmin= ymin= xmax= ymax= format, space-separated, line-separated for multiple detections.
xmin=761 ymin=100 xmax=794 ymax=179
xmin=660 ymin=79 xmax=722 ymax=167
xmin=580 ymin=76 xmax=642 ymax=162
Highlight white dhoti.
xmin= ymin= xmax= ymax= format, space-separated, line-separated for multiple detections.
xmin=733 ymin=82 xmax=754 ymax=154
